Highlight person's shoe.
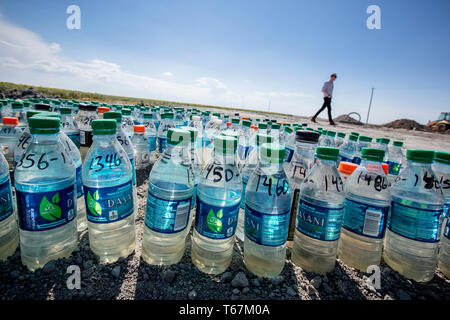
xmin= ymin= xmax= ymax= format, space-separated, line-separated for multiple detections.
xmin=311 ymin=117 xmax=317 ymax=123
xmin=329 ymin=121 xmax=336 ymax=126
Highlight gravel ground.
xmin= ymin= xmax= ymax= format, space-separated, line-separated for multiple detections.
xmin=1 ymin=166 xmax=449 ymax=301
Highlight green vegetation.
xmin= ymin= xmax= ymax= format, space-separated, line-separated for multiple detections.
xmin=0 ymin=81 xmax=293 ymax=117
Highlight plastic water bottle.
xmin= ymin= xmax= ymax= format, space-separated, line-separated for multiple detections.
xmin=269 ymin=123 xmax=281 ymax=143
xmin=83 ymin=119 xmax=136 ymax=263
xmin=203 ymin=117 xmax=222 ymax=167
xmin=230 ymin=118 xmax=240 ymax=133
xmin=237 ymin=120 xmax=251 ymax=168
xmin=76 ymin=103 xmax=98 ymax=162
xmin=121 ymin=108 xmax=134 ymax=139
xmin=0 ymin=150 xmax=18 ymax=260
xmin=142 ymin=112 xmax=157 ymax=165
xmin=152 ymin=107 xmax=161 ymax=130
xmin=282 ymin=126 xmax=295 ymax=166
xmin=337 ymin=148 xmax=391 ymax=271
xmin=157 ymin=112 xmax=175 ymax=154
xmin=188 ymin=115 xmax=204 ymax=166
xmin=373 ymin=138 xmax=390 ymax=162
xmin=131 ymin=125 xmax=151 ymax=170
xmin=0 ymin=117 xmax=21 ymax=170
xmin=103 ymin=112 xmax=137 ymax=201
xmin=201 ymin=111 xmax=210 ymax=129
xmin=338 ymin=133 xmax=358 ymax=163
xmin=285 ymin=130 xmax=320 ymax=241
xmin=15 ymin=116 xmax=77 ymax=270
xmin=335 ymin=132 xmax=346 ymax=148
xmin=387 ymin=141 xmax=404 ymax=182
xmin=291 ymin=147 xmax=345 ymax=274
xmin=11 ymin=101 xmax=26 ymax=130
xmin=244 ymin=143 xmax=291 ymax=277
xmin=191 ymin=135 xmax=241 ymax=274
xmin=60 ymin=107 xmax=80 ymax=148
xmin=383 ymin=149 xmax=444 ymax=282
xmin=142 ymin=128 xmax=194 ymax=265
xmin=353 ymin=136 xmax=372 ymax=165
xmin=174 ymin=109 xmax=185 ymax=128
xmin=433 ymin=151 xmax=450 ymax=278
xmin=236 ymin=134 xmax=273 ymax=241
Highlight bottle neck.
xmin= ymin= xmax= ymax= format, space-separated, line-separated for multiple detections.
xmin=31 ymin=132 xmax=60 ymax=144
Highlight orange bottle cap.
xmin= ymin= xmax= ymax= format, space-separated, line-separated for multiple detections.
xmin=338 ymin=161 xmax=358 ymax=175
xmin=97 ymin=107 xmax=110 ymax=113
xmin=2 ymin=117 xmax=18 ymax=125
xmin=382 ymin=163 xmax=389 ymax=175
xmin=134 ymin=125 xmax=145 ymax=133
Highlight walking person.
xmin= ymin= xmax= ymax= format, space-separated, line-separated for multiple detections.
xmin=311 ymin=73 xmax=337 ymax=125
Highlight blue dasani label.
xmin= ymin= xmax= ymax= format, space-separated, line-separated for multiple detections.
xmin=296 ymin=199 xmax=344 ymax=241
xmin=195 ymin=198 xmax=240 ymax=239
xmin=343 ymin=199 xmax=389 ymax=239
xmin=244 ymin=204 xmax=290 ymax=246
xmin=145 ymin=191 xmax=191 ymax=233
xmin=67 ymin=132 xmax=81 ymax=149
xmin=84 ymin=180 xmax=134 ymax=224
xmin=17 ymin=184 xmax=76 ymax=231
xmin=284 ymin=147 xmax=294 ymax=163
xmin=387 ymin=161 xmax=401 ymax=175
xmin=158 ymin=137 xmax=167 ymax=153
xmin=339 ymin=155 xmax=354 ymax=163
xmin=76 ymin=165 xmax=83 ymax=199
xmin=388 ymin=200 xmax=444 ymax=242
xmin=0 ymin=179 xmax=14 ymax=222
xmin=148 ymin=136 xmax=157 ymax=151
xmin=353 ymin=156 xmax=362 ymax=165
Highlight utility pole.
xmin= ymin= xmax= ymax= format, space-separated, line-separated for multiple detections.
xmin=366 ymin=87 xmax=374 ymax=124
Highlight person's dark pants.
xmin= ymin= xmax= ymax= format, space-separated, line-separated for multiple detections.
xmin=312 ymin=97 xmax=333 ymax=122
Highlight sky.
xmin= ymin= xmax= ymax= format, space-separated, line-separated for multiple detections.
xmin=0 ymin=0 xmax=449 ymax=124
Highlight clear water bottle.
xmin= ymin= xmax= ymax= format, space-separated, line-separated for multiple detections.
xmin=174 ymin=109 xmax=185 ymax=128
xmin=338 ymin=133 xmax=358 ymax=163
xmin=244 ymin=143 xmax=291 ymax=277
xmin=15 ymin=116 xmax=77 ymax=270
xmin=182 ymin=127 xmax=202 ymax=220
xmin=237 ymin=120 xmax=251 ymax=169
xmin=201 ymin=111 xmax=210 ymax=129
xmin=203 ymin=117 xmax=222 ymax=167
xmin=60 ymin=107 xmax=80 ymax=148
xmin=157 ymin=112 xmax=175 ymax=154
xmin=282 ymin=126 xmax=295 ymax=166
xmin=0 ymin=117 xmax=21 ymax=170
xmin=236 ymin=134 xmax=273 ymax=241
xmin=383 ymin=149 xmax=444 ymax=282
xmin=353 ymin=136 xmax=372 ymax=165
xmin=335 ymin=132 xmax=346 ymax=148
xmin=230 ymin=118 xmax=240 ymax=133
xmin=285 ymin=130 xmax=320 ymax=241
xmin=338 ymin=148 xmax=391 ymax=271
xmin=269 ymin=123 xmax=281 ymax=143
xmin=188 ymin=115 xmax=204 ymax=166
xmin=103 ymin=112 xmax=137 ymax=200
xmin=76 ymin=103 xmax=98 ymax=162
xmin=142 ymin=112 xmax=157 ymax=165
xmin=387 ymin=141 xmax=404 ymax=182
xmin=11 ymin=101 xmax=26 ymax=130
xmin=291 ymin=147 xmax=345 ymax=274
xmin=433 ymin=151 xmax=450 ymax=278
xmin=121 ymin=108 xmax=134 ymax=139
xmin=83 ymin=119 xmax=136 ymax=263
xmin=191 ymin=135 xmax=241 ymax=274
xmin=0 ymin=150 xmax=18 ymax=260
xmin=142 ymin=128 xmax=193 ymax=265
xmin=131 ymin=125 xmax=150 ymax=170
xmin=373 ymin=138 xmax=390 ymax=162
xmin=151 ymin=107 xmax=161 ymax=130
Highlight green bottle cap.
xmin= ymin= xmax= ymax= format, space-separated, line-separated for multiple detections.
xmin=271 ymin=123 xmax=281 ymax=130
xmin=121 ymin=108 xmax=132 ymax=116
xmin=406 ymin=149 xmax=434 ymax=163
xmin=60 ymin=107 xmax=72 ymax=115
xmin=361 ymin=148 xmax=385 ymax=162
xmin=103 ymin=111 xmax=122 ymax=122
xmin=358 ymin=135 xmax=372 ymax=143
xmin=242 ymin=120 xmax=251 ymax=128
xmin=92 ymin=119 xmax=117 ymax=135
xmin=258 ymin=123 xmax=267 ymax=130
xmin=378 ymin=138 xmax=390 ymax=145
xmin=393 ymin=141 xmax=404 ymax=147
xmin=143 ymin=112 xmax=153 ymax=119
xmin=29 ymin=116 xmax=60 ymax=134
xmin=316 ymin=147 xmax=339 ymax=161
xmin=337 ymin=132 xmax=346 ymax=138
xmin=434 ymin=151 xmax=450 ymax=165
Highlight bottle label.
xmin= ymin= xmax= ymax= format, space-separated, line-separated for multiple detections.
xmin=158 ymin=137 xmax=167 ymax=153
xmin=283 ymin=147 xmax=294 ymax=163
xmin=296 ymin=199 xmax=344 ymax=241
xmin=387 ymin=161 xmax=401 ymax=175
xmin=195 ymin=198 xmax=240 ymax=239
xmin=76 ymin=165 xmax=83 ymax=199
xmin=244 ymin=204 xmax=290 ymax=246
xmin=0 ymin=179 xmax=14 ymax=222
xmin=145 ymin=191 xmax=191 ymax=233
xmin=388 ymin=200 xmax=443 ymax=243
xmin=67 ymin=132 xmax=81 ymax=149
xmin=84 ymin=180 xmax=134 ymax=224
xmin=339 ymin=154 xmax=354 ymax=163
xmin=148 ymin=136 xmax=156 ymax=151
xmin=343 ymin=199 xmax=389 ymax=239
xmin=237 ymin=145 xmax=249 ymax=160
xmin=204 ymin=138 xmax=213 ymax=148
xmin=17 ymin=184 xmax=76 ymax=231
xmin=353 ymin=156 xmax=361 ymax=165
xmin=80 ymin=130 xmax=93 ymax=147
